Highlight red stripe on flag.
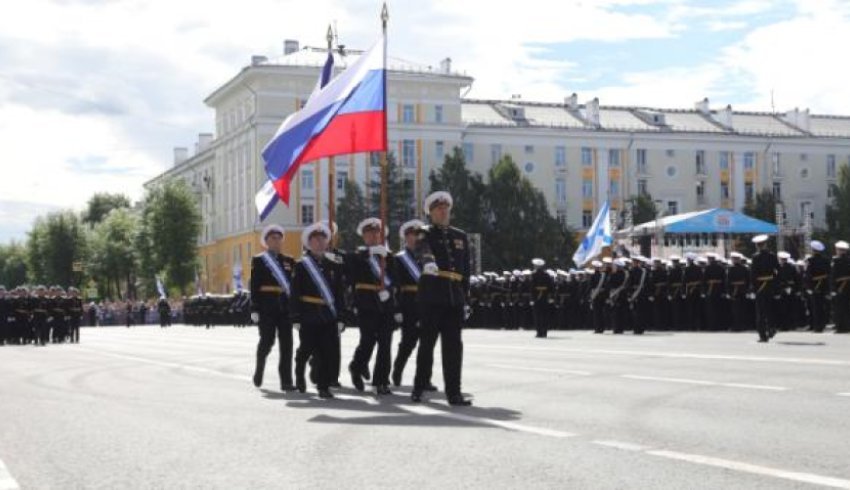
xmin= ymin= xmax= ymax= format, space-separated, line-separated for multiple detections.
xmin=298 ymin=111 xmax=386 ymax=164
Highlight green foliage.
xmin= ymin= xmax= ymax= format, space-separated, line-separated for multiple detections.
xmin=140 ymin=180 xmax=201 ymax=294
xmin=826 ymin=164 xmax=850 ymax=242
xmin=88 ymin=208 xmax=140 ymax=299
xmin=628 ymin=193 xmax=658 ymax=225
xmin=82 ymin=192 xmax=131 ymax=225
xmin=743 ymin=188 xmax=779 ymax=224
xmin=26 ymin=210 xmax=88 ymax=286
xmin=429 ymin=147 xmax=489 ymax=234
xmin=0 ymin=242 xmax=28 ymax=288
xmin=335 ymin=178 xmax=369 ymax=251
xmin=367 ymin=152 xmax=416 ymax=250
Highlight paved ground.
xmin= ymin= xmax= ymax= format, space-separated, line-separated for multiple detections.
xmin=2 ymin=325 xmax=850 ymax=489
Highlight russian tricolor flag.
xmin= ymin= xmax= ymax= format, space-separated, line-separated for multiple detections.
xmin=262 ymin=34 xmax=387 ymax=205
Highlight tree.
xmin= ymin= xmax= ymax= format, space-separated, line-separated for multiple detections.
xmin=0 ymin=242 xmax=28 ymax=288
xmin=368 ymin=152 xmax=416 ymax=250
xmin=26 ymin=210 xmax=88 ymax=287
xmin=429 ymin=147 xmax=489 ymax=235
xmin=743 ymin=188 xmax=779 ymax=224
xmin=140 ymin=180 xmax=201 ymax=295
xmin=826 ymin=164 xmax=850 ymax=243
xmin=83 ymin=192 xmax=131 ymax=226
xmin=88 ymin=208 xmax=140 ymax=299
xmin=629 ymin=193 xmax=658 ymax=225
xmin=335 ymin=179 xmax=369 ymax=251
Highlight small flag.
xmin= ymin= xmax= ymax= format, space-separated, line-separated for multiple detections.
xmin=572 ymin=201 xmax=613 ymax=267
xmin=155 ymin=276 xmax=167 ymax=298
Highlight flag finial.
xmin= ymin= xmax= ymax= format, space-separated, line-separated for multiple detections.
xmin=326 ymin=24 xmax=334 ymax=50
xmin=381 ymin=2 xmax=389 ymax=30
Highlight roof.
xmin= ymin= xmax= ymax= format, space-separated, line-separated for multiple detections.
xmin=628 ymin=208 xmax=779 ymax=235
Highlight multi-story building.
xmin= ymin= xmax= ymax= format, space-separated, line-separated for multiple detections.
xmin=147 ymin=40 xmax=850 ymax=293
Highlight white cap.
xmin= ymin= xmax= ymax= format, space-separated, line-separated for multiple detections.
xmin=752 ymin=234 xmax=769 ymax=244
xmin=356 ymin=217 xmax=388 ymax=237
xmin=301 ymin=222 xmax=331 ymax=249
xmin=706 ymin=252 xmax=719 ymax=260
xmin=669 ymin=255 xmax=681 ymax=262
xmin=614 ymin=258 xmax=627 ymax=267
xmin=423 ymin=191 xmax=453 ymax=214
xmin=836 ymin=241 xmax=850 ymax=250
xmin=531 ymin=258 xmax=545 ymax=267
xmin=320 ymin=220 xmax=339 ymax=235
xmin=778 ymin=251 xmax=791 ymax=260
xmin=591 ymin=260 xmax=603 ymax=267
xmin=797 ymin=259 xmax=807 ymax=267
xmin=730 ymin=252 xmax=744 ymax=260
xmin=685 ymin=252 xmax=697 ymax=261
xmin=522 ymin=269 xmax=532 ymax=275
xmin=602 ymin=257 xmax=613 ymax=264
xmin=261 ymin=224 xmax=285 ymax=249
xmin=811 ymin=240 xmax=825 ymax=252
xmin=512 ymin=269 xmax=522 ymax=276
xmin=399 ymin=219 xmax=425 ymax=239
xmin=695 ymin=257 xmax=708 ymax=265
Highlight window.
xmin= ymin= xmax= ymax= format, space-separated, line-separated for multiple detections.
xmin=719 ymin=152 xmax=729 ymax=170
xmin=582 ymin=179 xmax=593 ymax=198
xmin=637 ymin=179 xmax=648 ymax=196
xmin=667 ymin=201 xmax=679 ymax=215
xmin=744 ymin=152 xmax=755 ymax=170
xmin=525 ymin=145 xmax=534 ymax=154
xmin=301 ymin=204 xmax=314 ymax=225
xmin=772 ymin=153 xmax=781 ymax=176
xmin=828 ymin=155 xmax=837 ymax=178
xmin=555 ymin=178 xmax=567 ymax=205
xmin=581 ymin=147 xmax=593 ymax=166
xmin=610 ymin=179 xmax=620 ymax=198
xmin=800 ymin=167 xmax=809 ymax=179
xmin=609 ymin=149 xmax=621 ymax=167
xmin=828 ymin=183 xmax=836 ymax=199
xmin=696 ymin=181 xmax=706 ymax=204
xmin=402 ymin=139 xmax=416 ymax=168
xmin=434 ymin=105 xmax=443 ymax=124
xmin=666 ymin=149 xmax=675 ymax=157
xmin=402 ymin=104 xmax=415 ymax=123
xmin=772 ymin=181 xmax=782 ymax=200
xmin=524 ymin=162 xmax=535 ymax=173
xmin=745 ymin=182 xmax=754 ymax=202
xmin=556 ymin=209 xmax=568 ymax=226
xmin=799 ymin=201 xmax=813 ymax=222
xmin=696 ymin=150 xmax=706 ymax=175
xmin=555 ymin=146 xmax=566 ymax=168
xmin=491 ymin=144 xmax=502 ymax=165
xmin=801 ymin=153 xmax=808 ymax=161
xmin=462 ymin=142 xmax=474 ymax=162
xmin=582 ymin=210 xmax=593 ymax=228
xmin=721 ymin=182 xmax=730 ymax=200
xmin=301 ymin=169 xmax=314 ymax=190
xmin=636 ymin=149 xmax=647 ymax=174
xmin=336 ymin=170 xmax=348 ymax=191
xmin=435 ymin=141 xmax=445 ymax=161
xmin=666 ymin=165 xmax=677 ymax=178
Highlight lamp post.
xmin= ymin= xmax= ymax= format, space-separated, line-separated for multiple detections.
xmin=653 ymin=199 xmax=663 ymax=257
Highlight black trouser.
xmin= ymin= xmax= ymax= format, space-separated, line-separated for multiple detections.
xmin=592 ymin=297 xmax=606 ymax=333
xmin=810 ymin=292 xmax=828 ymax=332
xmin=256 ymin=312 xmax=293 ymax=385
xmin=414 ymin=304 xmax=463 ymax=397
xmin=393 ymin=304 xmax=419 ymax=380
xmin=653 ymin=297 xmax=669 ymax=331
xmin=704 ymin=294 xmax=723 ymax=331
xmin=755 ymin=292 xmax=774 ymax=341
xmin=34 ymin=317 xmax=48 ymax=345
xmin=632 ymin=297 xmax=650 ymax=334
xmin=730 ymin=296 xmax=749 ymax=331
xmin=69 ymin=318 xmax=80 ymax=343
xmin=295 ymin=322 xmax=336 ymax=390
xmin=351 ymin=309 xmax=393 ymax=386
xmin=834 ymin=293 xmax=850 ymax=333
xmin=533 ymin=302 xmax=549 ymax=337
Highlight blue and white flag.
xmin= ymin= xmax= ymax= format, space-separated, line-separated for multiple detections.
xmin=232 ymin=263 xmax=244 ymax=293
xmin=572 ymin=201 xmax=613 ymax=267
xmin=254 ymin=50 xmax=336 ymax=219
xmin=195 ymin=270 xmax=204 ymax=296
xmin=155 ymin=276 xmax=167 ymax=298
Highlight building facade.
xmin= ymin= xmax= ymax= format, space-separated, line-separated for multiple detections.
xmin=147 ymin=41 xmax=850 ymax=293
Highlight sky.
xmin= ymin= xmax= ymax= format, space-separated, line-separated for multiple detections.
xmin=1 ymin=0 xmax=849 ymax=243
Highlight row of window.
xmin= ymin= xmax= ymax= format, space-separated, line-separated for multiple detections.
xmin=400 ymin=104 xmax=443 ymax=124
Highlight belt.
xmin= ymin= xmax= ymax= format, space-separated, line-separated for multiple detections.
xmin=756 ymin=275 xmax=773 ymax=281
xmin=400 ymin=285 xmax=418 ymax=293
xmin=33 ymin=309 xmax=47 ymax=313
xmin=836 ymin=277 xmax=850 ymax=282
xmin=300 ymin=296 xmax=327 ymax=305
xmin=437 ymin=270 xmax=464 ymax=282
xmin=355 ymin=283 xmax=382 ymax=291
xmin=731 ymin=281 xmax=746 ymax=285
xmin=708 ymin=280 xmax=722 ymax=284
xmin=812 ymin=274 xmax=828 ymax=281
xmin=259 ymin=285 xmax=283 ymax=293
xmin=535 ymin=287 xmax=549 ymax=291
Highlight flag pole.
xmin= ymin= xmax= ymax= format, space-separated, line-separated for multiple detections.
xmin=379 ymin=2 xmax=389 ymax=285
xmin=325 ymin=24 xmax=338 ymax=248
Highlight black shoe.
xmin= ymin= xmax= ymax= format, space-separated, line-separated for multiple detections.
xmin=329 ymin=381 xmax=341 ymax=388
xmin=376 ymin=385 xmax=392 ymax=395
xmin=391 ymin=369 xmax=402 ymax=387
xmin=252 ymin=369 xmax=263 ymax=388
xmin=281 ymin=383 xmax=296 ymax=391
xmin=309 ymin=368 xmax=317 ymax=385
xmin=769 ymin=329 xmax=776 ymax=339
xmin=349 ymin=366 xmax=364 ymax=391
xmin=411 ymin=390 xmax=423 ymax=403
xmin=424 ymin=384 xmax=438 ymax=392
xmin=758 ymin=338 xmax=769 ymax=343
xmin=447 ymin=395 xmax=472 ymax=406
xmin=295 ymin=376 xmax=306 ymax=393
xmin=361 ymin=368 xmax=371 ymax=381
xmin=318 ymin=389 xmax=334 ymax=399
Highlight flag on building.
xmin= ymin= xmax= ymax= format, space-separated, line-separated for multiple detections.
xmin=255 ymin=49 xmax=336 ymax=220
xmin=155 ymin=276 xmax=167 ymax=298
xmin=572 ymin=201 xmax=613 ymax=267
xmin=232 ymin=263 xmax=244 ymax=292
xmin=262 ymin=33 xmax=386 ymax=205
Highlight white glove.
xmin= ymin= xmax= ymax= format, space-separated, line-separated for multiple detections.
xmin=293 ymin=323 xmax=300 ymax=331
xmin=423 ymin=262 xmax=439 ymax=276
xmin=394 ymin=313 xmax=403 ymax=323
xmin=831 ymin=292 xmax=837 ymax=298
xmin=648 ymin=297 xmax=655 ymax=302
xmin=369 ymin=245 xmax=388 ymax=257
xmin=785 ymin=287 xmax=792 ymax=295
xmin=337 ymin=322 xmax=346 ymax=334
xmin=529 ymin=301 xmax=535 ymax=306
xmin=324 ymin=252 xmax=342 ymax=263
xmin=464 ymin=305 xmax=472 ymax=321
xmin=250 ymin=312 xmax=259 ymax=323
xmin=806 ymin=289 xmax=813 ymax=295
xmin=378 ymin=290 xmax=390 ymax=302
xmin=548 ymin=299 xmax=554 ymax=304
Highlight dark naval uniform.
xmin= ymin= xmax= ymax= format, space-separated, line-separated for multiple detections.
xmin=831 ymin=253 xmax=850 ymax=333
xmin=411 ymin=224 xmax=470 ymax=404
xmin=250 ymin=251 xmax=297 ymax=389
xmin=683 ymin=261 xmax=703 ymax=330
xmin=65 ymin=294 xmax=83 ymax=343
xmin=703 ymin=260 xmax=726 ymax=331
xmin=776 ymin=260 xmax=802 ymax=331
xmin=0 ymin=289 xmax=8 ymax=345
xmin=726 ymin=262 xmax=751 ymax=332
xmin=290 ymin=252 xmax=347 ymax=395
xmin=649 ymin=264 xmax=669 ymax=330
xmin=606 ymin=267 xmax=629 ymax=334
xmin=751 ymin=249 xmax=779 ymax=341
xmin=346 ymin=247 xmax=396 ymax=391
xmin=391 ymin=248 xmax=423 ymax=386
xmin=531 ymin=269 xmax=555 ymax=338
xmin=627 ymin=263 xmax=650 ymax=335
xmin=805 ymin=253 xmax=831 ymax=332
xmin=590 ymin=269 xmax=608 ymax=334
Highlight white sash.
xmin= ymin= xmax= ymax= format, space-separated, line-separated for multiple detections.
xmin=302 ymin=254 xmax=337 ymax=318
xmin=261 ymin=251 xmax=291 ymax=296
xmin=397 ymin=250 xmax=421 ymax=282
xmin=369 ymin=255 xmax=392 ymax=287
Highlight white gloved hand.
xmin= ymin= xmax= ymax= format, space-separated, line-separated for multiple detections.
xmin=463 ymin=305 xmax=472 ymax=321
xmin=394 ymin=313 xmax=403 ymax=323
xmin=337 ymin=322 xmax=346 ymax=334
xmin=423 ymin=262 xmax=439 ymax=276
xmin=378 ymin=290 xmax=390 ymax=302
xmin=324 ymin=252 xmax=341 ymax=263
xmin=785 ymin=287 xmax=792 ymax=295
xmin=806 ymin=289 xmax=813 ymax=295
xmin=250 ymin=312 xmax=259 ymax=323
xmin=648 ymin=296 xmax=655 ymax=302
xmin=548 ymin=299 xmax=555 ymax=304
xmin=369 ymin=245 xmax=388 ymax=257
xmin=293 ymin=323 xmax=300 ymax=331
xmin=831 ymin=292 xmax=837 ymax=298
